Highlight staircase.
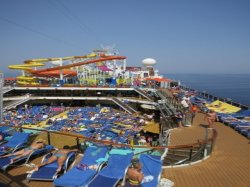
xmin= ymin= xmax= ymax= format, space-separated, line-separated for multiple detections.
xmin=4 ymin=94 xmax=31 ymax=110
xmin=111 ymin=98 xmax=137 ymax=114
xmin=3 ymin=86 xmax=14 ymax=94
xmin=134 ymin=88 xmax=153 ymax=101
xmin=155 ymin=91 xmax=176 ymax=115
xmin=163 ymin=146 xmax=205 ymax=166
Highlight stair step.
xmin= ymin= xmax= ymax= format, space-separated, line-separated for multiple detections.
xmin=166 ymin=154 xmax=188 ymax=161
xmin=168 ymin=148 xmax=199 ymax=153
xmin=164 ymin=158 xmax=185 ymax=165
xmin=163 ymin=159 xmax=177 ymax=165
xmin=167 ymin=152 xmax=191 ymax=157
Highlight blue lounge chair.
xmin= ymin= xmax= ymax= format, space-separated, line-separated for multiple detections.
xmin=54 ymin=145 xmax=108 ymax=187
xmin=242 ymin=129 xmax=250 ymax=138
xmin=0 ymin=126 xmax=13 ymax=140
xmin=87 ymin=151 xmax=134 ymax=187
xmin=27 ymin=149 xmax=77 ymax=182
xmin=0 ymin=132 xmax=30 ymax=156
xmin=0 ymin=131 xmax=6 ymax=144
xmin=140 ymin=154 xmax=163 ymax=187
xmin=0 ymin=144 xmax=54 ymax=173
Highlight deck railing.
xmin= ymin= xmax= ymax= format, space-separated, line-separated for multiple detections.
xmin=179 ymin=85 xmax=249 ymax=109
xmin=0 ymin=124 xmax=217 ymax=167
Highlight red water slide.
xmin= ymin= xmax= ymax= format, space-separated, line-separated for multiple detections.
xmin=29 ymin=56 xmax=126 ymax=77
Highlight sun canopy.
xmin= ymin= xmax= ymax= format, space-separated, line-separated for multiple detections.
xmin=206 ymin=100 xmax=241 ymax=113
xmin=143 ymin=121 xmax=159 ymax=134
xmin=97 ymin=66 xmax=112 ymax=71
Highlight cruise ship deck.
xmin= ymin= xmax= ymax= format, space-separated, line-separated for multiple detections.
xmin=1 ymin=112 xmax=249 ymax=187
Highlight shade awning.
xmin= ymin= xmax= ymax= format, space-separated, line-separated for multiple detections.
xmin=143 ymin=121 xmax=159 ymax=134
xmin=97 ymin=66 xmax=112 ymax=71
xmin=206 ymin=100 xmax=241 ymax=113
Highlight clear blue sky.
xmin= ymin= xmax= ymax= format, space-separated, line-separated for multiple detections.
xmin=0 ymin=0 xmax=249 ymax=76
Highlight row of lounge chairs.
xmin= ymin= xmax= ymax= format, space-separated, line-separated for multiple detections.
xmin=3 ymin=105 xmax=65 ymax=126
xmin=217 ymin=110 xmax=250 ymax=138
xmin=55 ymin=146 xmax=162 ymax=187
xmin=0 ymin=132 xmax=54 ymax=172
xmin=0 ymin=132 xmax=30 ymax=157
xmin=45 ymin=107 xmax=141 ymax=143
xmin=0 ymin=131 xmax=163 ymax=187
xmin=3 ymin=105 xmax=144 ymax=145
xmin=190 ymin=94 xmax=250 ymax=138
xmin=174 ymin=88 xmax=250 ymax=138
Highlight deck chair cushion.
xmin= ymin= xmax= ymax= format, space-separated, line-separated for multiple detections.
xmin=88 ymin=152 xmax=133 ymax=187
xmin=54 ymin=146 xmax=108 ymax=187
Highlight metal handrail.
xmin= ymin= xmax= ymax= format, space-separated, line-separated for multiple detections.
xmin=0 ymin=124 xmax=217 ymax=152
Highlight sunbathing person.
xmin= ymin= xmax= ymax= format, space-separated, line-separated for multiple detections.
xmin=30 ymin=146 xmax=78 ymax=173
xmin=0 ymin=139 xmax=46 ymax=164
xmin=0 ymin=132 xmax=4 ymax=142
xmin=76 ymin=163 xmax=99 ymax=170
xmin=124 ymin=160 xmax=144 ymax=187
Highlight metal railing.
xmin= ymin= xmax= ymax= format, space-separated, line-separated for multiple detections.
xmin=0 ymin=124 xmax=217 ymax=167
xmin=180 ymin=85 xmax=249 ymax=109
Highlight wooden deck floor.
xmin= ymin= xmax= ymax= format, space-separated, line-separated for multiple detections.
xmin=0 ymin=113 xmax=249 ymax=187
xmin=162 ymin=113 xmax=250 ymax=187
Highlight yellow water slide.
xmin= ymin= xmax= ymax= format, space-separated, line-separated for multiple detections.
xmin=8 ymin=53 xmax=97 ymax=85
xmin=9 ymin=61 xmax=45 ymax=85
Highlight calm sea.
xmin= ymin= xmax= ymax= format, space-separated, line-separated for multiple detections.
xmin=164 ymin=74 xmax=250 ymax=106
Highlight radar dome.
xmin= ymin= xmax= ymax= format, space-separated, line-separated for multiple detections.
xmin=142 ymin=58 xmax=157 ymax=66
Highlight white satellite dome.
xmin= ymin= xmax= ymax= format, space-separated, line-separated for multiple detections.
xmin=142 ymin=58 xmax=157 ymax=66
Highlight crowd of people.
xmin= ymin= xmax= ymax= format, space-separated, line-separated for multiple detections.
xmin=2 ymin=104 xmax=160 ymax=147
xmin=169 ymin=87 xmax=221 ymax=129
xmin=3 ymin=105 xmax=66 ymax=127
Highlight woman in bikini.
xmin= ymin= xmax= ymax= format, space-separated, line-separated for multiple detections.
xmin=0 ymin=139 xmax=46 ymax=164
xmin=32 ymin=146 xmax=78 ymax=173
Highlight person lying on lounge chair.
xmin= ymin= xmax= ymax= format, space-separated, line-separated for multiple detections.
xmin=0 ymin=132 xmax=4 ymax=142
xmin=29 ymin=146 xmax=78 ymax=173
xmin=0 ymin=138 xmax=46 ymax=164
xmin=124 ymin=159 xmax=144 ymax=187
xmin=76 ymin=163 xmax=99 ymax=170
xmin=124 ymin=158 xmax=154 ymax=187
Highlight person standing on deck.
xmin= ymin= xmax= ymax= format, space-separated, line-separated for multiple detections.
xmin=190 ymin=104 xmax=198 ymax=123
xmin=205 ymin=110 xmax=218 ymax=128
xmin=173 ymin=111 xmax=184 ymax=128
xmin=181 ymin=98 xmax=190 ymax=112
xmin=182 ymin=94 xmax=192 ymax=107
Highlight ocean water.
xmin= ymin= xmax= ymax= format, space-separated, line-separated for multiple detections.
xmin=164 ymin=74 xmax=250 ymax=106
